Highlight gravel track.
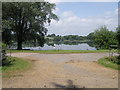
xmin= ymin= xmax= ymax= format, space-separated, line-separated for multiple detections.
xmin=3 ymin=53 xmax=118 ymax=88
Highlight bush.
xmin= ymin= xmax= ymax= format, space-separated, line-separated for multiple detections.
xmin=110 ymin=56 xmax=120 ymax=64
xmin=98 ymin=56 xmax=120 ymax=70
xmin=93 ymin=26 xmax=117 ymax=49
xmin=1 ymin=43 xmax=7 ymax=65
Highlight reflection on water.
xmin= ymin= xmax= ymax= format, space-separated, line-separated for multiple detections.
xmin=22 ymin=43 xmax=96 ymax=50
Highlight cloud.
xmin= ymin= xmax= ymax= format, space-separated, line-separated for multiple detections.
xmin=46 ymin=8 xmax=118 ymax=36
xmin=115 ymin=8 xmax=119 ymax=14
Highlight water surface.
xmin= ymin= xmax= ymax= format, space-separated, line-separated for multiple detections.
xmin=23 ymin=43 xmax=96 ymax=50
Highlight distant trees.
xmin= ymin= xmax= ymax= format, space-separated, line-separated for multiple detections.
xmin=47 ymin=25 xmax=118 ymax=49
xmin=2 ymin=2 xmax=58 ymax=50
xmin=63 ymin=35 xmax=79 ymax=41
xmin=87 ymin=32 xmax=94 ymax=40
xmin=47 ymin=34 xmax=56 ymax=37
xmin=47 ymin=34 xmax=88 ymax=41
xmin=46 ymin=34 xmax=90 ymax=45
xmin=53 ymin=35 xmax=61 ymax=42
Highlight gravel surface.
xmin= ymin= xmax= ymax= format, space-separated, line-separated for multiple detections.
xmin=3 ymin=53 xmax=118 ymax=88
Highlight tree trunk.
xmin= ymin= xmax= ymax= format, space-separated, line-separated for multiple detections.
xmin=17 ymin=7 xmax=23 ymax=50
xmin=17 ymin=24 xmax=23 ymax=50
xmin=17 ymin=39 xmax=22 ymax=50
xmin=17 ymin=25 xmax=23 ymax=50
xmin=34 ymin=39 xmax=36 ymax=47
xmin=17 ymin=34 xmax=23 ymax=50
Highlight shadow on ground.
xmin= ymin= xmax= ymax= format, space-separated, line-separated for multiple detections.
xmin=51 ymin=79 xmax=85 ymax=89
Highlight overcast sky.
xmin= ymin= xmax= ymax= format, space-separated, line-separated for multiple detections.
xmin=46 ymin=1 xmax=118 ymax=36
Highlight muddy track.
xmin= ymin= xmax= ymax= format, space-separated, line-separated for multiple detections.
xmin=3 ymin=53 xmax=118 ymax=88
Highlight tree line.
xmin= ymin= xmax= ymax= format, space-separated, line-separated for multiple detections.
xmin=46 ymin=26 xmax=120 ymax=49
xmin=46 ymin=34 xmax=89 ymax=45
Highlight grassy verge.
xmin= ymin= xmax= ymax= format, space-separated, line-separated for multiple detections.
xmin=6 ymin=49 xmax=113 ymax=54
xmin=98 ymin=56 xmax=120 ymax=70
xmin=1 ymin=56 xmax=32 ymax=78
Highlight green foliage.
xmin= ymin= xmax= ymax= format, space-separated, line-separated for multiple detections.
xmin=2 ymin=56 xmax=31 ymax=71
xmin=2 ymin=43 xmax=6 ymax=50
xmin=91 ymin=26 xmax=117 ymax=49
xmin=46 ymin=34 xmax=89 ymax=45
xmin=2 ymin=56 xmax=31 ymax=78
xmin=116 ymin=26 xmax=120 ymax=50
xmin=98 ymin=56 xmax=120 ymax=70
xmin=47 ymin=34 xmax=56 ymax=37
xmin=110 ymin=56 xmax=120 ymax=64
xmin=87 ymin=32 xmax=94 ymax=40
xmin=1 ymin=43 xmax=7 ymax=61
xmin=2 ymin=2 xmax=58 ymax=50
xmin=46 ymin=25 xmax=118 ymax=49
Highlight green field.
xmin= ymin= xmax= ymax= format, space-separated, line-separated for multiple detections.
xmin=98 ymin=56 xmax=120 ymax=70
xmin=6 ymin=49 xmax=113 ymax=54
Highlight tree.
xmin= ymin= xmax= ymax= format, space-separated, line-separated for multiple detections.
xmin=93 ymin=26 xmax=117 ymax=49
xmin=87 ymin=32 xmax=94 ymax=40
xmin=2 ymin=2 xmax=58 ymax=50
xmin=47 ymin=34 xmax=56 ymax=37
xmin=116 ymin=26 xmax=120 ymax=52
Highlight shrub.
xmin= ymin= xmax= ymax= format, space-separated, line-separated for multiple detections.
xmin=98 ymin=56 xmax=120 ymax=70
xmin=111 ymin=56 xmax=120 ymax=64
xmin=1 ymin=43 xmax=7 ymax=66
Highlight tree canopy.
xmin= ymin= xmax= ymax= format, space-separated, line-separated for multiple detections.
xmin=116 ymin=26 xmax=120 ymax=50
xmin=2 ymin=2 xmax=58 ymax=50
xmin=88 ymin=26 xmax=117 ymax=49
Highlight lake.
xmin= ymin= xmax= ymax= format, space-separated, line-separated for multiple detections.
xmin=22 ymin=43 xmax=96 ymax=50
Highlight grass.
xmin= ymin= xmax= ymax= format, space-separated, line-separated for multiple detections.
xmin=1 ymin=56 xmax=32 ymax=77
xmin=98 ymin=56 xmax=120 ymax=70
xmin=6 ymin=49 xmax=113 ymax=54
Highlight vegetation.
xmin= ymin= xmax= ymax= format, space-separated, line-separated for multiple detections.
xmin=6 ymin=49 xmax=112 ymax=54
xmin=98 ymin=56 xmax=120 ymax=70
xmin=1 ymin=3 xmax=119 ymax=51
xmin=46 ymin=26 xmax=118 ymax=49
xmin=46 ymin=34 xmax=90 ymax=46
xmin=1 ymin=43 xmax=7 ymax=65
xmin=87 ymin=26 xmax=117 ymax=49
xmin=116 ymin=26 xmax=120 ymax=63
xmin=2 ymin=2 xmax=58 ymax=50
xmin=2 ymin=56 xmax=31 ymax=77
xmin=116 ymin=26 xmax=120 ymax=52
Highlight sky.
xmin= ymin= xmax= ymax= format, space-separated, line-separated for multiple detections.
xmin=46 ymin=1 xmax=118 ymax=36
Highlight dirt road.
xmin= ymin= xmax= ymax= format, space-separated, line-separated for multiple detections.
xmin=3 ymin=53 xmax=118 ymax=88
